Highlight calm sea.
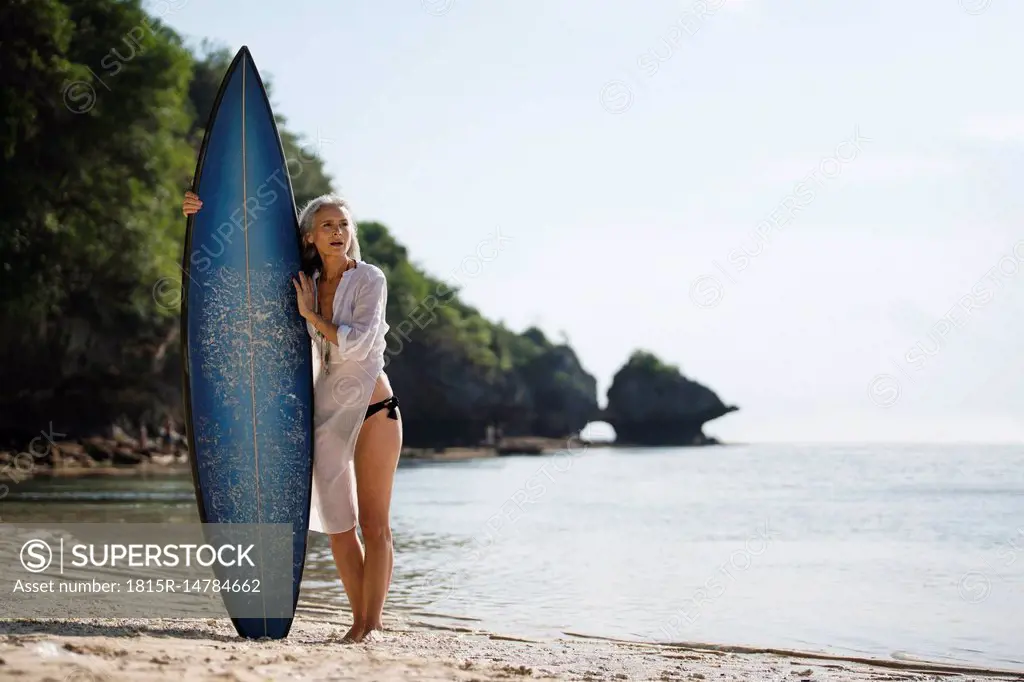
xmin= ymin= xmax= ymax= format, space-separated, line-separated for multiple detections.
xmin=3 ymin=443 xmax=1021 ymax=671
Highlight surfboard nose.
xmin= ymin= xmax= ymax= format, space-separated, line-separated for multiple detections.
xmin=232 ymin=45 xmax=255 ymax=74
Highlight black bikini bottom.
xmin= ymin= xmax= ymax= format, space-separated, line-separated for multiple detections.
xmin=364 ymin=395 xmax=399 ymax=422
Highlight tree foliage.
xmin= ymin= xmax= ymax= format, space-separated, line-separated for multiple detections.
xmin=0 ymin=0 xmax=599 ymax=444
xmin=1 ymin=0 xmax=195 ymax=434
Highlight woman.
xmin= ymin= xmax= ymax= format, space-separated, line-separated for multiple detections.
xmin=182 ymin=191 xmax=402 ymax=643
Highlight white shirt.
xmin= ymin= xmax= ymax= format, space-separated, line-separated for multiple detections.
xmin=305 ymin=261 xmax=390 ymax=534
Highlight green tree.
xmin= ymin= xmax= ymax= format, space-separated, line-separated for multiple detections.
xmin=0 ymin=0 xmax=602 ymax=445
xmin=0 ymin=0 xmax=194 ymax=435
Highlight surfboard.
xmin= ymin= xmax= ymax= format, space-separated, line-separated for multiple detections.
xmin=180 ymin=46 xmax=314 ymax=640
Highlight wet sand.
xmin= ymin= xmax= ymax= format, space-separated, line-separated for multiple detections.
xmin=1 ymin=613 xmax=1020 ymax=681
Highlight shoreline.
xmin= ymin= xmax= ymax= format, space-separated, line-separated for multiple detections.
xmin=1 ymin=435 xmax=737 ymax=484
xmin=1 ymin=436 xmax=582 ymax=484
xmin=0 ymin=614 xmax=1020 ymax=681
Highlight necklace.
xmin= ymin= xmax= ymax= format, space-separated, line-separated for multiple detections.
xmin=314 ymin=259 xmax=356 ymax=375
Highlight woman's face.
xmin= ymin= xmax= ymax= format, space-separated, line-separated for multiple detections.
xmin=307 ymin=204 xmax=353 ymax=259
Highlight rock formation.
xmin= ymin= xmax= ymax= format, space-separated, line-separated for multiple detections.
xmin=603 ymin=350 xmax=738 ymax=446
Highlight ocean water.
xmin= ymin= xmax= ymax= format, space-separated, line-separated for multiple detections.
xmin=3 ymin=443 xmax=1022 ymax=671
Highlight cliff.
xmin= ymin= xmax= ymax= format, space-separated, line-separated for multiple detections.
xmin=0 ymin=3 xmax=732 ymax=455
xmin=359 ymin=223 xmax=598 ymax=446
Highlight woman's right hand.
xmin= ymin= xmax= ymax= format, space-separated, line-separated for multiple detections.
xmin=182 ymin=190 xmax=203 ymax=217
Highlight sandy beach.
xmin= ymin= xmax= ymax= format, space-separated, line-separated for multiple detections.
xmin=1 ymin=612 xmax=1020 ymax=682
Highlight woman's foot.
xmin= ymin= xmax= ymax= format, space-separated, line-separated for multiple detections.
xmin=341 ymin=621 xmax=366 ymax=643
xmin=361 ymin=623 xmax=385 ymax=643
xmin=362 ymin=627 xmax=386 ymax=644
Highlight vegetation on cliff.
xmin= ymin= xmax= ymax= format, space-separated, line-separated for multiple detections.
xmin=1 ymin=1 xmax=736 ymax=452
xmin=0 ymin=0 xmax=600 ymax=447
xmin=0 ymin=0 xmax=195 ymax=438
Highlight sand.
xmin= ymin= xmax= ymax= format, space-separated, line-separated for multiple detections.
xmin=1 ymin=613 xmax=1020 ymax=681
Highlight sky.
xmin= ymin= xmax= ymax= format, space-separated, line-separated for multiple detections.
xmin=157 ymin=0 xmax=1024 ymax=444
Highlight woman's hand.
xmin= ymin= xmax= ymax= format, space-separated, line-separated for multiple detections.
xmin=182 ymin=190 xmax=203 ymax=217
xmin=292 ymin=272 xmax=316 ymax=321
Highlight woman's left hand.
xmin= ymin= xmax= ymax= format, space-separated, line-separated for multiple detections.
xmin=292 ymin=272 xmax=316 ymax=320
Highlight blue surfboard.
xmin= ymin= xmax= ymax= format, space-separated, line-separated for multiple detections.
xmin=180 ymin=46 xmax=314 ymax=640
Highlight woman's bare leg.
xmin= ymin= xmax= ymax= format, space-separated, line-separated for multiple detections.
xmin=353 ymin=387 xmax=402 ymax=637
xmin=328 ymin=527 xmax=365 ymax=641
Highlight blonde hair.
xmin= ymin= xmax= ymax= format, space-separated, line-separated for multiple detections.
xmin=297 ymin=194 xmax=361 ymax=273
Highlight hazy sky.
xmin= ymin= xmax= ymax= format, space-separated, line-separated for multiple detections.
xmin=158 ymin=0 xmax=1023 ymax=443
